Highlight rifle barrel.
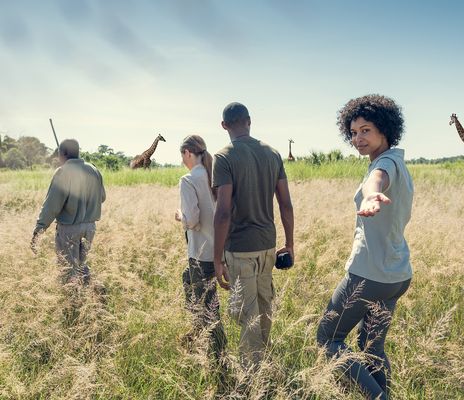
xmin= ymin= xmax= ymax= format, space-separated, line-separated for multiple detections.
xmin=49 ymin=118 xmax=59 ymax=148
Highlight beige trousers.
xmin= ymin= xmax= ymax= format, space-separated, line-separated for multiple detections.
xmin=225 ymin=248 xmax=276 ymax=369
xmin=55 ymin=222 xmax=96 ymax=284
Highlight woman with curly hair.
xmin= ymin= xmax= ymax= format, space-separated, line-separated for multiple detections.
xmin=317 ymin=95 xmax=413 ymax=400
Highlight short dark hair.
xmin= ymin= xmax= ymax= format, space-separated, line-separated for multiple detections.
xmin=337 ymin=94 xmax=404 ymax=147
xmin=222 ymin=102 xmax=250 ymax=125
xmin=59 ymin=139 xmax=80 ymax=159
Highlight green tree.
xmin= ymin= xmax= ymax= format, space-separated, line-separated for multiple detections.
xmin=0 ymin=135 xmax=17 ymax=153
xmin=17 ymin=136 xmax=49 ymax=168
xmin=81 ymin=145 xmax=131 ymax=171
xmin=98 ymin=145 xmax=114 ymax=155
xmin=4 ymin=148 xmax=27 ymax=169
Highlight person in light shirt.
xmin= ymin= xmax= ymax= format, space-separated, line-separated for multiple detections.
xmin=175 ymin=134 xmax=226 ymax=361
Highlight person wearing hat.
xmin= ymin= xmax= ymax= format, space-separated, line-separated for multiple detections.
xmin=212 ymin=102 xmax=294 ymax=370
xmin=31 ymin=139 xmax=106 ymax=285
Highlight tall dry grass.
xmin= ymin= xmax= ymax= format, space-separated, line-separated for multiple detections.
xmin=0 ymin=175 xmax=463 ymax=399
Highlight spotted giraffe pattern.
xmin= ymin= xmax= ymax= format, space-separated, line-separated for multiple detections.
xmin=449 ymin=114 xmax=464 ymax=144
xmin=130 ymin=134 xmax=166 ymax=169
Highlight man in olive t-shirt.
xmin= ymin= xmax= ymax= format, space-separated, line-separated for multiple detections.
xmin=213 ymin=102 xmax=294 ymax=369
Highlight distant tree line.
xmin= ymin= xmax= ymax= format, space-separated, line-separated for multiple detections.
xmin=406 ymin=155 xmax=464 ymax=164
xmin=298 ymin=150 xmax=464 ymax=166
xmin=1 ymin=134 xmax=462 ymax=170
xmin=0 ymin=134 xmax=133 ymax=171
xmin=0 ymin=135 xmax=49 ymax=169
xmin=297 ymin=150 xmax=356 ymax=165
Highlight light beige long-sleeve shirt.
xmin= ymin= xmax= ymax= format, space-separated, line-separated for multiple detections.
xmin=179 ymin=164 xmax=215 ymax=262
xmin=35 ymin=158 xmax=106 ymax=232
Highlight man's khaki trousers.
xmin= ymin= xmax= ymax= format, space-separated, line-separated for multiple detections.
xmin=225 ymin=248 xmax=275 ymax=369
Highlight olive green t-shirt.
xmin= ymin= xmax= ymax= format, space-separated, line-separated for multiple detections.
xmin=212 ymin=136 xmax=287 ymax=252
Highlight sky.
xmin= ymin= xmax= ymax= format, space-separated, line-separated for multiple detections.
xmin=1 ymin=0 xmax=464 ymax=164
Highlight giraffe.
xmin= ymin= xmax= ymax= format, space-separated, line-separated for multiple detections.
xmin=130 ymin=134 xmax=166 ymax=169
xmin=288 ymin=139 xmax=295 ymax=162
xmin=449 ymin=114 xmax=464 ymax=144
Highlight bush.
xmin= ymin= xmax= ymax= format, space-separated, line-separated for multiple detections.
xmin=81 ymin=147 xmax=131 ymax=171
xmin=301 ymin=150 xmax=344 ymax=165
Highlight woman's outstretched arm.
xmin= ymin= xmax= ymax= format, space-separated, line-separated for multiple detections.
xmin=358 ymin=169 xmax=391 ymax=217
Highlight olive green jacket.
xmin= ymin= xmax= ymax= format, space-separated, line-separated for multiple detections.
xmin=35 ymin=159 xmax=106 ymax=232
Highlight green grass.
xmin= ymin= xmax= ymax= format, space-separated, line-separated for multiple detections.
xmin=407 ymin=161 xmax=464 ymax=185
xmin=0 ymin=166 xmax=186 ymax=191
xmin=284 ymin=159 xmax=369 ymax=180
xmin=101 ymin=167 xmax=185 ymax=187
xmin=0 ymin=169 xmax=56 ymax=191
xmin=1 ymin=160 xmax=463 ymax=192
xmin=285 ymin=159 xmax=464 ymax=184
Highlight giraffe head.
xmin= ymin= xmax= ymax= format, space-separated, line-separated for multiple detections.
xmin=449 ymin=113 xmax=457 ymax=126
xmin=157 ymin=134 xmax=166 ymax=142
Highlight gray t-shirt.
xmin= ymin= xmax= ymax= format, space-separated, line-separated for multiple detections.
xmin=346 ymin=148 xmax=414 ymax=283
xmin=213 ymin=136 xmax=287 ymax=252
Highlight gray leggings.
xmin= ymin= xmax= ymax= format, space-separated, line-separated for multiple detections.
xmin=317 ymin=273 xmax=411 ymax=400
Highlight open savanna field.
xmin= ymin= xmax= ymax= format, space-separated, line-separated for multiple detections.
xmin=0 ymin=161 xmax=463 ymax=400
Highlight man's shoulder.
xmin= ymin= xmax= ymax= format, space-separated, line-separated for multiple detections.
xmin=215 ymin=143 xmax=235 ymax=157
xmin=51 ymin=165 xmax=65 ymax=180
xmin=81 ymin=160 xmax=103 ymax=175
xmin=242 ymin=136 xmax=280 ymax=156
xmin=215 ymin=138 xmax=279 ymax=156
xmin=257 ymin=140 xmax=280 ymax=156
xmin=82 ymin=159 xmax=98 ymax=169
xmin=246 ymin=139 xmax=283 ymax=165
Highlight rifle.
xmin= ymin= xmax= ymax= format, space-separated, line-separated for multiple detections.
xmin=49 ymin=118 xmax=60 ymax=148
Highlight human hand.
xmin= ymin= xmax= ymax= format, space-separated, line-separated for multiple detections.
xmin=277 ymin=245 xmax=294 ymax=262
xmin=175 ymin=209 xmax=182 ymax=222
xmin=358 ymin=192 xmax=391 ymax=217
xmin=30 ymin=230 xmax=43 ymax=254
xmin=275 ymin=246 xmax=295 ymax=270
xmin=214 ymin=260 xmax=230 ymax=290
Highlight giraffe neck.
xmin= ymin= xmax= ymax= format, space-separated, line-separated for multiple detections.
xmin=454 ymin=117 xmax=464 ymax=143
xmin=144 ymin=138 xmax=160 ymax=158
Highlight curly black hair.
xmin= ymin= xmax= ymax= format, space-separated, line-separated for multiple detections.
xmin=337 ymin=94 xmax=404 ymax=147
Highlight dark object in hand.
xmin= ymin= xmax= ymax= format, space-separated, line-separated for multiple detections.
xmin=275 ymin=252 xmax=293 ymax=270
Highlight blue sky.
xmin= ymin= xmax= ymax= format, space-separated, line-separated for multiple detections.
xmin=1 ymin=0 xmax=463 ymax=164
